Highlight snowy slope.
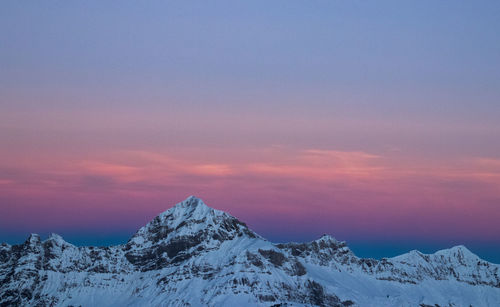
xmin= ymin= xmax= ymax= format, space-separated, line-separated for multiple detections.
xmin=1 ymin=196 xmax=499 ymax=306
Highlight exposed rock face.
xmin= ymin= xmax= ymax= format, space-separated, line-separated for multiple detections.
xmin=123 ymin=196 xmax=258 ymax=271
xmin=1 ymin=196 xmax=499 ymax=306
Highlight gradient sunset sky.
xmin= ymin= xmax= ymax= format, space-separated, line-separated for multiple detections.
xmin=1 ymin=1 xmax=500 ymax=262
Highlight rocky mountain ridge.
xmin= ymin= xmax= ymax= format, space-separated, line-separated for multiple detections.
xmin=1 ymin=196 xmax=499 ymax=306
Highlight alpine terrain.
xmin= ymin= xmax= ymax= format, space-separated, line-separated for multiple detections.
xmin=1 ymin=196 xmax=499 ymax=306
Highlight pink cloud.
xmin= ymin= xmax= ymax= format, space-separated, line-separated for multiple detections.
xmin=1 ymin=146 xmax=500 ymax=244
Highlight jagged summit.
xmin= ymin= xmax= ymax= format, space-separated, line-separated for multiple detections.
xmin=123 ymin=196 xmax=259 ymax=269
xmin=316 ymin=234 xmax=340 ymax=244
xmin=25 ymin=233 xmax=41 ymax=245
xmin=45 ymin=233 xmax=71 ymax=247
xmin=129 ymin=196 xmax=256 ymax=244
xmin=168 ymin=195 xmax=210 ymax=213
xmin=23 ymin=233 xmax=71 ymax=248
xmin=155 ymin=195 xmax=223 ymax=225
xmin=175 ymin=195 xmax=206 ymax=208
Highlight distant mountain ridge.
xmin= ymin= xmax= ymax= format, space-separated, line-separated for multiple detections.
xmin=1 ymin=196 xmax=499 ymax=306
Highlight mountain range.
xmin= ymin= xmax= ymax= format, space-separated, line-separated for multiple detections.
xmin=1 ymin=196 xmax=499 ymax=306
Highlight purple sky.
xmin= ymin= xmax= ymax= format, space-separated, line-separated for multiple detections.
xmin=1 ymin=1 xmax=500 ymax=262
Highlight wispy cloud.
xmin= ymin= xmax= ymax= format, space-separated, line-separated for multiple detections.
xmin=247 ymin=149 xmax=383 ymax=180
xmin=2 ymin=148 xmax=500 ymax=204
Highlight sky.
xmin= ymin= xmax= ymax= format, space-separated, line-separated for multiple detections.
xmin=1 ymin=1 xmax=500 ymax=263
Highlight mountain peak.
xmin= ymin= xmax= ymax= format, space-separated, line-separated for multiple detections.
xmin=317 ymin=234 xmax=338 ymax=243
xmin=392 ymin=245 xmax=481 ymax=266
xmin=126 ymin=196 xmax=258 ymax=259
xmin=435 ymin=245 xmax=479 ymax=261
xmin=177 ymin=195 xmax=206 ymax=208
xmin=156 ymin=196 xmax=218 ymax=225
xmin=169 ymin=195 xmax=211 ymax=213
xmin=45 ymin=233 xmax=70 ymax=247
xmin=449 ymin=245 xmax=473 ymax=254
xmin=25 ymin=233 xmax=41 ymax=245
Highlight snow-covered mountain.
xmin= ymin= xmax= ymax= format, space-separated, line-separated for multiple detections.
xmin=1 ymin=196 xmax=499 ymax=306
